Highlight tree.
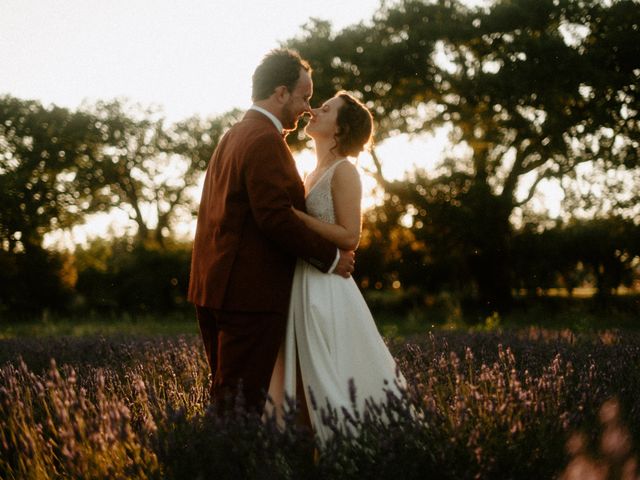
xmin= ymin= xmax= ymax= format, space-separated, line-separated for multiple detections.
xmin=0 ymin=95 xmax=102 ymax=252
xmin=0 ymin=95 xmax=239 ymax=313
xmin=286 ymin=0 xmax=640 ymax=312
xmin=82 ymin=100 xmax=241 ymax=247
xmin=0 ymin=95 xmax=103 ymax=312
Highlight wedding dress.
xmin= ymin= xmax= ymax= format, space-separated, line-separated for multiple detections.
xmin=266 ymin=159 xmax=408 ymax=443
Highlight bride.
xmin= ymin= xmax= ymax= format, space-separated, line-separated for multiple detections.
xmin=266 ymin=91 xmax=408 ymax=443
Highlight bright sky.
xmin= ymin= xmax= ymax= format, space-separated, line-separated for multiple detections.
xmin=0 ymin=0 xmax=561 ymax=248
xmin=1 ymin=0 xmax=386 ymax=120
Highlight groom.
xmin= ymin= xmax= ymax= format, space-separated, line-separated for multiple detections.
xmin=188 ymin=49 xmax=355 ymax=414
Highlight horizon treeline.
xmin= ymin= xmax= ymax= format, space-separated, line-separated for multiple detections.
xmin=1 ymin=0 xmax=639 ymax=317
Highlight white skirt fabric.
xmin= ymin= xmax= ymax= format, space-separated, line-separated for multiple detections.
xmin=267 ymin=259 xmax=407 ymax=443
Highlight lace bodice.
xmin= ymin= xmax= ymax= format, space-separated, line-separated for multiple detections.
xmin=304 ymin=159 xmax=349 ymax=225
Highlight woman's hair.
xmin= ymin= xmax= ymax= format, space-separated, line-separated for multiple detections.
xmin=252 ymin=49 xmax=311 ymax=102
xmin=333 ymin=92 xmax=374 ymax=157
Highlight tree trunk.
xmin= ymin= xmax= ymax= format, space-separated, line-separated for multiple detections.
xmin=153 ymin=226 xmax=167 ymax=249
xmin=135 ymin=220 xmax=149 ymax=245
xmin=465 ymin=183 xmax=514 ymax=318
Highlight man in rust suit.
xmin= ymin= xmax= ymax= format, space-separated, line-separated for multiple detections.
xmin=188 ymin=49 xmax=355 ymax=414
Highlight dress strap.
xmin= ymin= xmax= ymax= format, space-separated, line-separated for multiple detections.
xmin=306 ymin=158 xmax=349 ymax=195
xmin=324 ymin=158 xmax=349 ymax=182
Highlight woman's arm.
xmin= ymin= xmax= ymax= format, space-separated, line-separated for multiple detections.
xmin=294 ymin=162 xmax=362 ymax=250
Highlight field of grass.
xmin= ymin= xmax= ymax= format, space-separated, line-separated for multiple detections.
xmin=0 ymin=311 xmax=198 ymax=339
xmin=2 ymin=292 xmax=638 ymax=341
xmin=369 ymin=292 xmax=640 ymax=338
xmin=2 ymin=322 xmax=640 ymax=479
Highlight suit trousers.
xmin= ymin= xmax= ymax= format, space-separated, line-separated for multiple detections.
xmin=196 ymin=305 xmax=287 ymax=414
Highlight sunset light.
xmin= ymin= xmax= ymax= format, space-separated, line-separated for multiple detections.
xmin=2 ymin=0 xmax=509 ymax=249
xmin=2 ymin=1 xmax=639 ymax=477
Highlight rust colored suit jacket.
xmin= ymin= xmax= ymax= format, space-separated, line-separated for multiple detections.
xmin=188 ymin=110 xmax=337 ymax=314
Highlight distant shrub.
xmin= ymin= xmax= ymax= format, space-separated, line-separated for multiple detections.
xmin=0 ymin=247 xmax=74 ymax=316
xmin=74 ymin=239 xmax=192 ymax=314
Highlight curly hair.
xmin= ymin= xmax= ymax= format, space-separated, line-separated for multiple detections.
xmin=252 ymin=49 xmax=311 ymax=102
xmin=332 ymin=92 xmax=374 ymax=158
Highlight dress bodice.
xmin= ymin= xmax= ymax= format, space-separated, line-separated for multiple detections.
xmin=304 ymin=159 xmax=348 ymax=225
xmin=269 ymin=156 xmax=409 ymax=442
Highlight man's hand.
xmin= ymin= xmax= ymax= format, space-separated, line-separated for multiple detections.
xmin=333 ymin=249 xmax=355 ymax=278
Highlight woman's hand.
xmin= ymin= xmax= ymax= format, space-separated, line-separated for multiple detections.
xmin=292 ymin=207 xmax=310 ymax=225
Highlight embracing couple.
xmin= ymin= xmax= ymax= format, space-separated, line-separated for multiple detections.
xmin=188 ymin=49 xmax=406 ymax=442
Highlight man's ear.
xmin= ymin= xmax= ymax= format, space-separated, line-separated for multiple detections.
xmin=274 ymin=86 xmax=290 ymax=104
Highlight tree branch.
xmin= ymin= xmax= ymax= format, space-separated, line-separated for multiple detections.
xmin=501 ymin=147 xmax=525 ymax=202
xmin=370 ymin=147 xmax=391 ymax=190
xmin=514 ymin=171 xmax=549 ymax=207
xmin=521 ymin=155 xmax=549 ymax=175
xmin=156 ymin=184 xmax=188 ymax=240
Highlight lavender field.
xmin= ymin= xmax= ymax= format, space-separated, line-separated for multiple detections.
xmin=1 ymin=329 xmax=640 ymax=479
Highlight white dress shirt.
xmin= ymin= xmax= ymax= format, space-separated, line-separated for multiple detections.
xmin=249 ymin=104 xmax=284 ymax=133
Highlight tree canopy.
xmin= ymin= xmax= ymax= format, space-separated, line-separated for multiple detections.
xmin=286 ymin=0 xmax=640 ymax=311
xmin=80 ymin=100 xmax=240 ymax=246
xmin=0 ymin=95 xmax=102 ymax=252
xmin=1 ymin=0 xmax=639 ymax=315
xmin=0 ymin=95 xmax=239 ymax=251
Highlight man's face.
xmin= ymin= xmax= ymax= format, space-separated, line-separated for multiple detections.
xmin=281 ymin=68 xmax=313 ymax=131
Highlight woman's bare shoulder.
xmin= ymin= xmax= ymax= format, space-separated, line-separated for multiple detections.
xmin=332 ymin=160 xmax=361 ymax=188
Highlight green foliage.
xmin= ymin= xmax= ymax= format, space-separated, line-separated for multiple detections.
xmin=512 ymin=217 xmax=640 ymax=297
xmin=74 ymin=239 xmax=192 ymax=313
xmin=0 ymin=95 xmax=240 ymax=251
xmin=0 ymin=247 xmax=74 ymax=315
xmin=354 ymin=169 xmax=640 ymax=317
xmin=0 ymin=238 xmax=193 ymax=316
xmin=2 ymin=1 xmax=639 ymax=316
xmin=0 ymin=95 xmax=240 ymax=315
xmin=81 ymin=100 xmax=241 ymax=245
xmin=286 ymin=0 xmax=640 ymax=310
xmin=0 ymin=95 xmax=103 ymax=251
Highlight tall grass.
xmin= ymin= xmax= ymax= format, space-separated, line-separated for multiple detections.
xmin=0 ymin=311 xmax=197 ymax=339
xmin=1 ymin=330 xmax=640 ymax=478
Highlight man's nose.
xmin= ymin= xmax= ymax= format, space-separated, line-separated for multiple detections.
xmin=309 ymin=108 xmax=319 ymax=117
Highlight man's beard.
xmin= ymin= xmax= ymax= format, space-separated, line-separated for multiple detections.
xmin=281 ymin=102 xmax=299 ymax=131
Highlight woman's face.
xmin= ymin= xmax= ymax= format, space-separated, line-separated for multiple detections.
xmin=305 ymin=96 xmax=344 ymax=140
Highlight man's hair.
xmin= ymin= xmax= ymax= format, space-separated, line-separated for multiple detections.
xmin=252 ymin=49 xmax=311 ymax=102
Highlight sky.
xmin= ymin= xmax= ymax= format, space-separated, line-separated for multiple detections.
xmin=0 ymin=0 xmax=561 ymax=247
xmin=1 ymin=0 xmax=386 ymax=120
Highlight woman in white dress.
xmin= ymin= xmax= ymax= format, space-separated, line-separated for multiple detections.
xmin=266 ymin=92 xmax=408 ymax=443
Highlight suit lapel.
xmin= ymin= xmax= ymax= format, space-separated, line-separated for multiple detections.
xmin=282 ymin=144 xmax=306 ymax=209
xmin=243 ymin=109 xmax=306 ymax=208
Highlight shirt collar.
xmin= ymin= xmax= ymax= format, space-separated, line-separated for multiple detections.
xmin=249 ymin=105 xmax=284 ymax=134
